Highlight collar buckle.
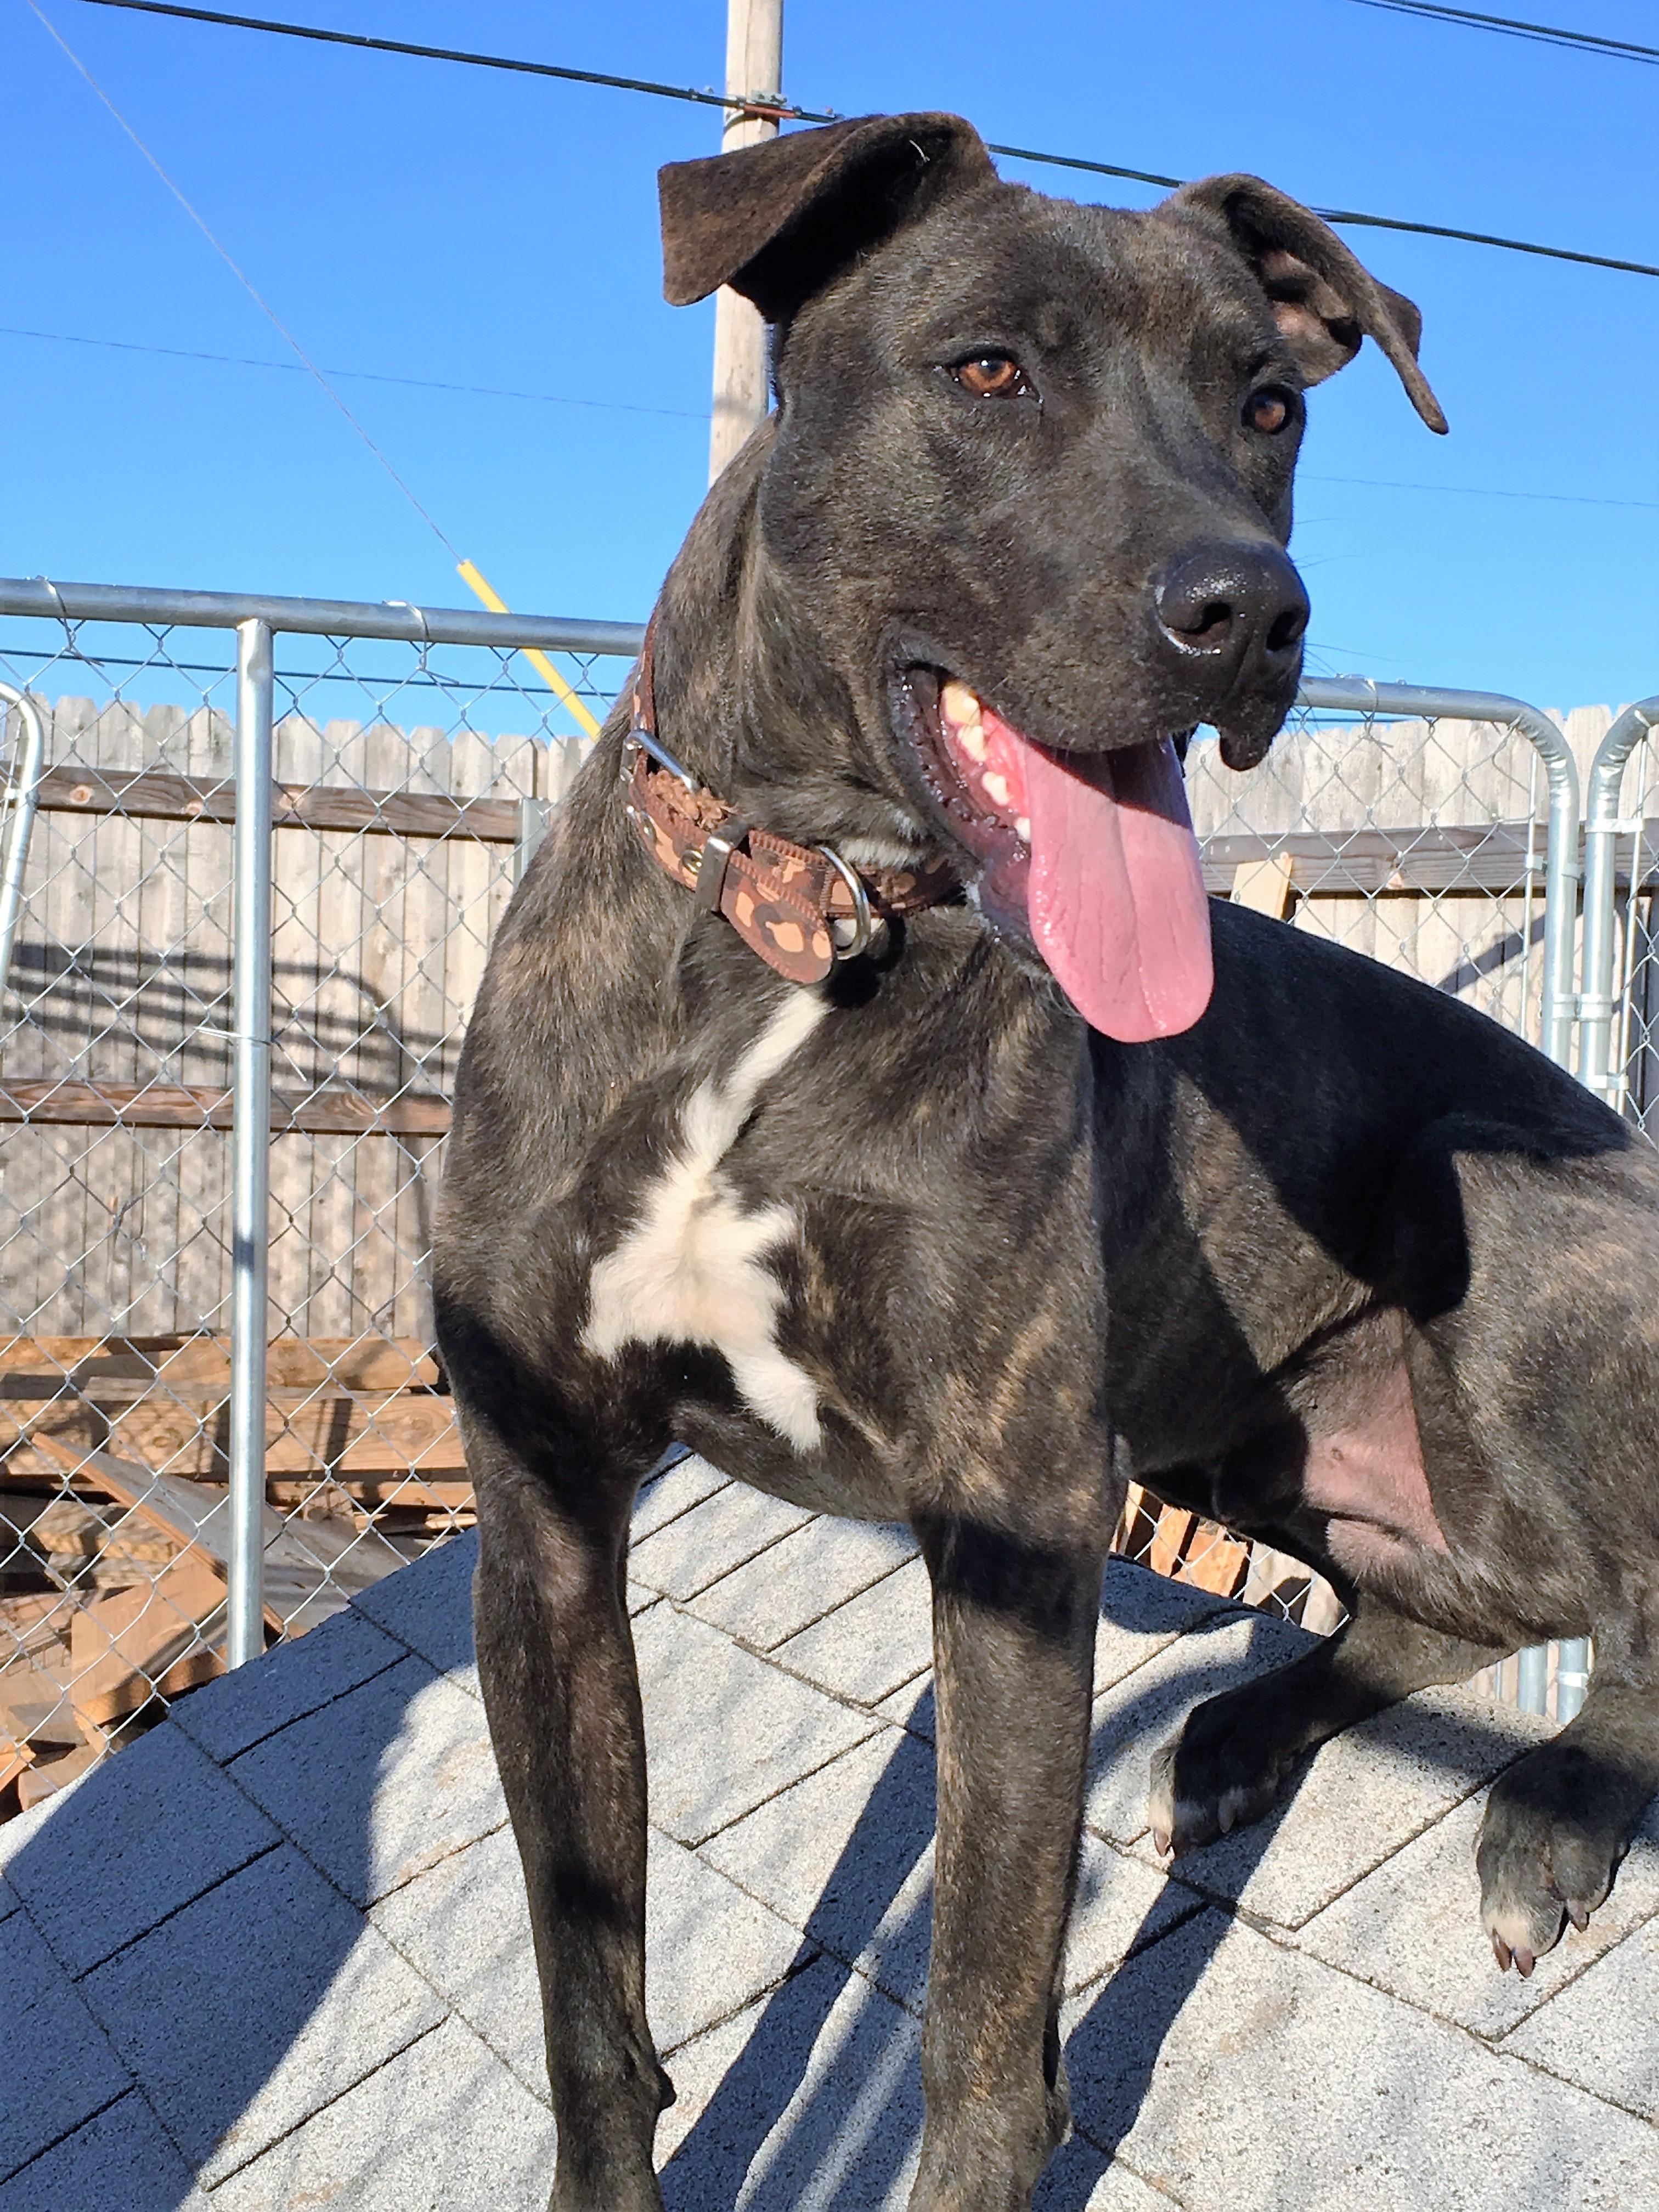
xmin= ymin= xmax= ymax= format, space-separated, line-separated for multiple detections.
xmin=695 ymin=827 xmax=741 ymax=911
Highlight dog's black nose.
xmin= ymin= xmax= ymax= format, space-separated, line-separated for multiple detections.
xmin=1153 ymin=543 xmax=1310 ymax=670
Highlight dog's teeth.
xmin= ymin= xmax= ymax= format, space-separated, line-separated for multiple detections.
xmin=1015 ymin=816 xmax=1031 ymax=843
xmin=960 ymin=724 xmax=988 ymax=764
xmin=983 ymin=772 xmax=1011 ymax=809
xmin=940 ymin=680 xmax=980 ymax=728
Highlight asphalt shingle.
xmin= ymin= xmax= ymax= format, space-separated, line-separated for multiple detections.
xmin=5 ymin=1494 xmax=1657 ymax=2212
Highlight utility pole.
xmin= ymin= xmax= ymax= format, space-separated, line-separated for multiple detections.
xmin=708 ymin=0 xmax=784 ymax=484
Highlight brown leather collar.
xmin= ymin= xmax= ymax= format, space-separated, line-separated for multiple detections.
xmin=619 ymin=620 xmax=959 ymax=986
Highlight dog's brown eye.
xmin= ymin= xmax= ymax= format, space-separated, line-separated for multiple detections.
xmin=1245 ymin=387 xmax=1294 ymax=435
xmin=953 ymin=354 xmax=1028 ymax=399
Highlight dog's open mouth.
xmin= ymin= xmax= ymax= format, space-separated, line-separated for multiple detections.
xmin=899 ymin=669 xmax=1214 ymax=1042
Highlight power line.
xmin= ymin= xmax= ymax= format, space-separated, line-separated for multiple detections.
xmin=10 ymin=320 xmax=1657 ymax=515
xmin=0 ymin=323 xmax=710 ymax=421
xmin=1343 ymin=0 xmax=1659 ymax=64
xmin=69 ymin=0 xmax=1659 ymax=280
xmin=25 ymin=0 xmax=464 ymax=558
xmin=1297 ymin=472 xmax=1659 ymax=514
xmin=70 ymin=0 xmax=839 ymax=121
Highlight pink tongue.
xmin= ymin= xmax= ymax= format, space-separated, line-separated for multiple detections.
xmin=989 ymin=712 xmax=1214 ymax=1041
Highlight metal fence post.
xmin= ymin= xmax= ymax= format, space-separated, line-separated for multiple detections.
xmin=227 ymin=618 xmax=275 ymax=1668
xmin=1579 ymin=698 xmax=1659 ymax=1110
xmin=1534 ymin=716 xmax=1584 ymax=1075
xmin=0 ymin=681 xmax=48 ymax=994
xmin=1559 ymin=697 xmax=1659 ymax=1722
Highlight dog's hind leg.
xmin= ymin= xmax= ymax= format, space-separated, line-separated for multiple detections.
xmin=1477 ymin=1644 xmax=1659 ymax=1975
xmin=469 ymin=1429 xmax=670 ymax=2212
xmin=910 ymin=1510 xmax=1108 ymax=2212
xmin=1149 ymin=1590 xmax=1505 ymax=1855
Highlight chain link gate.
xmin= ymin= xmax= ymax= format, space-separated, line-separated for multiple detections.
xmin=1113 ymin=680 xmax=1588 ymax=1719
xmin=1579 ymin=698 xmax=1659 ymax=1132
xmin=0 ymin=580 xmax=639 ymax=1812
xmin=0 ymin=580 xmax=1624 ymax=1812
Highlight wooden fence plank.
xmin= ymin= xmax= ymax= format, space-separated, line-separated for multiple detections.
xmin=28 ymin=764 xmax=522 ymax=842
xmin=0 ymin=1082 xmax=451 ymax=1133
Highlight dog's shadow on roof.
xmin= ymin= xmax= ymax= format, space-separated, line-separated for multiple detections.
xmin=661 ymin=1592 xmax=1311 ymax=2211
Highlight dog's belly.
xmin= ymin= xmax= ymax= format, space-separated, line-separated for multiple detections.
xmin=1300 ymin=1353 xmax=1451 ymax=1579
xmin=1142 ymin=1310 xmax=1454 ymax=1589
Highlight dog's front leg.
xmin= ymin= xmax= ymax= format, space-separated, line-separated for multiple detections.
xmin=911 ymin=1510 xmax=1105 ymax=2212
xmin=472 ymin=1447 xmax=670 ymax=2212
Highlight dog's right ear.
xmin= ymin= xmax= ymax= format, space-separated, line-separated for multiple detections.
xmin=660 ymin=112 xmax=993 ymax=324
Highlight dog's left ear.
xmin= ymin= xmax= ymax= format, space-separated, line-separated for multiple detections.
xmin=1164 ymin=175 xmax=1448 ymax=433
xmin=660 ymin=112 xmax=994 ymax=323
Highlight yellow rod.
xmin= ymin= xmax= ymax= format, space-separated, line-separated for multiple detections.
xmin=456 ymin=559 xmax=602 ymax=739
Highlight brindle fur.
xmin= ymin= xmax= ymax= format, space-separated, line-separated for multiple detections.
xmin=433 ymin=114 xmax=1659 ymax=2212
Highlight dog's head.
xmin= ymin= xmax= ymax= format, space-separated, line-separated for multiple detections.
xmin=659 ymin=115 xmax=1444 ymax=1040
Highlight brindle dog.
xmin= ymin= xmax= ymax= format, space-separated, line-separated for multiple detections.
xmin=433 ymin=113 xmax=1659 ymax=2212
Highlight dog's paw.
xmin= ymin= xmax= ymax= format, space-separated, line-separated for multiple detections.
xmin=1146 ymin=1696 xmax=1292 ymax=1856
xmin=1476 ymin=1765 xmax=1625 ymax=1976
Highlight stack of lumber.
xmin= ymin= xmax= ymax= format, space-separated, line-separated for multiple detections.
xmin=1111 ymin=1483 xmax=1344 ymax=1632
xmin=0 ymin=1334 xmax=467 ymax=1818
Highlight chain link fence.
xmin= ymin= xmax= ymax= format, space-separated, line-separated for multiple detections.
xmin=0 ymin=578 xmax=1641 ymax=1812
xmin=0 ymin=583 xmax=637 ymax=1812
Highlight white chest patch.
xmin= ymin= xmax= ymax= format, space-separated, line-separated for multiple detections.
xmin=581 ymin=990 xmax=828 ymax=1451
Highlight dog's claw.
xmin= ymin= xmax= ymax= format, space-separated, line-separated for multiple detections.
xmin=1152 ymin=1826 xmax=1172 ymax=1858
xmin=1567 ymin=1903 xmax=1590 ymax=1933
xmin=1492 ymin=1934 xmax=1513 ymax=1972
xmin=1514 ymin=1946 xmax=1536 ymax=1978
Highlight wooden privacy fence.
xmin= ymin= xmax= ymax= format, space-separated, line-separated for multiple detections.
xmin=1 ymin=691 xmax=583 ymax=1342
xmin=0 ymin=599 xmax=1628 ymax=1809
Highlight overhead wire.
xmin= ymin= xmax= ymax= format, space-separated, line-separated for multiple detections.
xmin=1341 ymin=0 xmax=1659 ymax=65
xmin=68 ymin=0 xmax=1659 ymax=280
xmin=8 ymin=321 xmax=1658 ymax=514
xmin=0 ymin=323 xmax=710 ymax=421
xmin=23 ymin=0 xmax=603 ymax=731
xmin=22 ymin=0 xmax=464 ymax=558
xmin=21 ymin=0 xmax=1659 ymax=588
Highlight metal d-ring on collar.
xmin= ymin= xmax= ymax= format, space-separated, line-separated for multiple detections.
xmin=817 ymin=843 xmax=878 ymax=961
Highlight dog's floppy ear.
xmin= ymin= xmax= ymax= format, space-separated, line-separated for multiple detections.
xmin=660 ymin=112 xmax=994 ymax=323
xmin=1165 ymin=174 xmax=1447 ymax=433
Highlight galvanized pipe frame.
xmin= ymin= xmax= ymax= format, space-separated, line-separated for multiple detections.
xmin=227 ymin=620 xmax=275 ymax=1669
xmin=0 ymin=576 xmax=646 ymax=660
xmin=0 ymin=584 xmax=1612 ymax=1719
xmin=0 ymin=682 xmax=49 ymax=995
xmin=1580 ymin=697 xmax=1659 ymax=1113
xmin=1560 ymin=695 xmax=1659 ymax=1724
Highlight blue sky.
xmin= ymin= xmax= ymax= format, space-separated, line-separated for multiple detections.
xmin=4 ymin=0 xmax=1656 ymax=711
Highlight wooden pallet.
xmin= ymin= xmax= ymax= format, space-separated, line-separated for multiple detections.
xmin=1 ymin=1334 xmax=464 ymax=1487
xmin=1 ymin=1334 xmax=455 ymax=1814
